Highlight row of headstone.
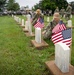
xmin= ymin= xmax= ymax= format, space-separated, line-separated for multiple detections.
xmin=13 ymin=14 xmax=73 ymax=45
xmin=12 ymin=14 xmax=44 ymax=45
xmin=13 ymin=14 xmax=73 ymax=72
xmin=27 ymin=14 xmax=32 ymax=35
xmin=12 ymin=14 xmax=33 ymax=36
xmin=13 ymin=15 xmax=21 ymax=24
xmin=12 ymin=14 xmax=74 ymax=74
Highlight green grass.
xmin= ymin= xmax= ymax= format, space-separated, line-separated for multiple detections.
xmin=0 ymin=15 xmax=74 ymax=75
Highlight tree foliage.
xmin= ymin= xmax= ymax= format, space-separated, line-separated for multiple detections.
xmin=53 ymin=0 xmax=68 ymax=9
xmin=0 ymin=0 xmax=7 ymax=11
xmin=7 ymin=0 xmax=20 ymax=11
xmin=33 ymin=0 xmax=68 ymax=12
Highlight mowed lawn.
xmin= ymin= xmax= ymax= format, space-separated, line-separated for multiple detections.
xmin=0 ymin=15 xmax=74 ymax=75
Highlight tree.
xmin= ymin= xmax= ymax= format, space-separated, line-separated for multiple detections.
xmin=12 ymin=3 xmax=20 ymax=11
xmin=0 ymin=0 xmax=7 ymax=11
xmin=53 ymin=0 xmax=68 ymax=9
xmin=7 ymin=0 xmax=20 ymax=11
xmin=33 ymin=3 xmax=40 ymax=10
xmin=39 ymin=0 xmax=50 ymax=10
xmin=33 ymin=0 xmax=68 ymax=12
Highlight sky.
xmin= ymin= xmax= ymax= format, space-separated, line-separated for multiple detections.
xmin=15 ymin=0 xmax=74 ymax=9
xmin=15 ymin=0 xmax=40 ymax=9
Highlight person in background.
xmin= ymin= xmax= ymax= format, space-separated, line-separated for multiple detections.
xmin=54 ymin=7 xmax=59 ymax=13
xmin=60 ymin=7 xmax=65 ymax=18
xmin=65 ymin=4 xmax=72 ymax=20
xmin=31 ymin=9 xmax=44 ymax=26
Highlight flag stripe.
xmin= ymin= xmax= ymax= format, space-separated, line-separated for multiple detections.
xmin=34 ymin=18 xmax=44 ymax=29
xmin=52 ymin=22 xmax=66 ymax=34
xmin=52 ymin=32 xmax=63 ymax=44
xmin=52 ymin=34 xmax=62 ymax=40
xmin=52 ymin=36 xmax=63 ymax=43
xmin=52 ymin=28 xmax=72 ymax=47
xmin=52 ymin=32 xmax=62 ymax=38
xmin=62 ymin=38 xmax=72 ymax=47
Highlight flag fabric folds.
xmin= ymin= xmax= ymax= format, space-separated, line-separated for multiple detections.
xmin=52 ymin=20 xmax=66 ymax=34
xmin=34 ymin=18 xmax=44 ymax=29
xmin=51 ymin=28 xmax=72 ymax=47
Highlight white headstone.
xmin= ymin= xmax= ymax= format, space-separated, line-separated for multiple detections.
xmin=27 ymin=14 xmax=32 ymax=35
xmin=63 ymin=14 xmax=65 ymax=18
xmin=27 ymin=14 xmax=30 ymax=21
xmin=14 ymin=16 xmax=16 ymax=20
xmin=16 ymin=17 xmax=19 ymax=22
xmin=47 ymin=17 xmax=50 ymax=22
xmin=22 ymin=19 xmax=24 ymax=26
xmin=70 ymin=15 xmax=72 ymax=18
xmin=15 ymin=16 xmax=17 ymax=21
xmin=55 ymin=42 xmax=70 ymax=73
xmin=35 ymin=27 xmax=41 ymax=43
xmin=17 ymin=17 xmax=19 ymax=23
xmin=12 ymin=14 xmax=13 ymax=17
xmin=19 ymin=18 xmax=21 ymax=24
xmin=23 ymin=15 xmax=25 ymax=17
xmin=25 ymin=21 xmax=28 ymax=30
xmin=67 ymin=20 xmax=72 ymax=27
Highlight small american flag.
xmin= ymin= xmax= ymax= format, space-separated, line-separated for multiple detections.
xmin=52 ymin=28 xmax=72 ymax=47
xmin=34 ymin=18 xmax=44 ymax=29
xmin=52 ymin=20 xmax=66 ymax=34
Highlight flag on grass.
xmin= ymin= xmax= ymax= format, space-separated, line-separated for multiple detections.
xmin=52 ymin=20 xmax=66 ymax=34
xmin=34 ymin=18 xmax=44 ymax=29
xmin=51 ymin=28 xmax=72 ymax=47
